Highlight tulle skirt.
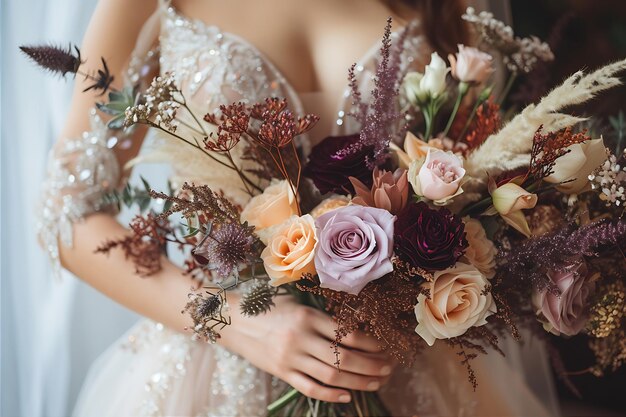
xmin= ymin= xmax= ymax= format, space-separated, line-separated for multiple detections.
xmin=73 ymin=319 xmax=559 ymax=417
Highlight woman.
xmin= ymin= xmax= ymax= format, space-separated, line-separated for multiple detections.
xmin=38 ymin=0 xmax=558 ymax=415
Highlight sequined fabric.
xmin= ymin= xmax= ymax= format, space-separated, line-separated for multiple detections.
xmin=36 ymin=110 xmax=121 ymax=280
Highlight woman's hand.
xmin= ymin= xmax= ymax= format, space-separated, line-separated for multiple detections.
xmin=219 ymin=294 xmax=394 ymax=403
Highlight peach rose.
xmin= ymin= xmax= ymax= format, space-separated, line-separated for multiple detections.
xmin=391 ymin=132 xmax=437 ymax=169
xmin=415 ymin=263 xmax=496 ymax=346
xmin=462 ymin=218 xmax=497 ymax=279
xmin=241 ymin=180 xmax=298 ymax=232
xmin=545 ymin=138 xmax=606 ymax=194
xmin=310 ymin=195 xmax=351 ymax=218
xmin=448 ymin=45 xmax=494 ymax=84
xmin=261 ymin=215 xmax=317 ymax=286
xmin=408 ymin=149 xmax=466 ymax=204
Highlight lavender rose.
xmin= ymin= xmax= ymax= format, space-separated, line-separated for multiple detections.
xmin=303 ymin=134 xmax=374 ymax=195
xmin=314 ymin=205 xmax=395 ymax=294
xmin=532 ymin=260 xmax=597 ymax=336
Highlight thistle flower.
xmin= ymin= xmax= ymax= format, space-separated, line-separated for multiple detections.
xmin=192 ymin=221 xmax=260 ymax=279
xmin=240 ymin=281 xmax=277 ymax=316
xmin=20 ymin=44 xmax=81 ymax=76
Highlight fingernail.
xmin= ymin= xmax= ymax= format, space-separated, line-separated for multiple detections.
xmin=367 ymin=381 xmax=380 ymax=390
xmin=381 ymin=365 xmax=392 ymax=376
xmin=338 ymin=394 xmax=351 ymax=403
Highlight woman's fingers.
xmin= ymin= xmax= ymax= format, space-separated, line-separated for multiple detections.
xmin=285 ymin=371 xmax=352 ymax=403
xmin=308 ymin=309 xmax=383 ymax=353
xmin=298 ymin=355 xmax=384 ymax=391
xmin=306 ymin=336 xmax=393 ymax=377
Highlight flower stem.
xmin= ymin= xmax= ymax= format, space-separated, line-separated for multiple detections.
xmin=267 ymin=388 xmax=301 ymax=416
xmin=443 ymin=82 xmax=469 ymax=138
xmin=497 ymin=72 xmax=517 ymax=106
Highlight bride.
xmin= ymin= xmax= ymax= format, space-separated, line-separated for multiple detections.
xmin=39 ymin=0 xmax=560 ymax=415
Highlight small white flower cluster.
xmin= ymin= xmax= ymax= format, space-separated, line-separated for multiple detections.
xmin=589 ymin=149 xmax=626 ymax=206
xmin=124 ymin=72 xmax=181 ymax=131
xmin=145 ymin=73 xmax=178 ymax=108
xmin=462 ymin=7 xmax=553 ymax=74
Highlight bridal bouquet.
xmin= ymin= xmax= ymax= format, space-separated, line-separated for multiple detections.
xmin=24 ymin=6 xmax=626 ymax=417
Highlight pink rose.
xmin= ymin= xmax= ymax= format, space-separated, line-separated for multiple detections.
xmin=314 ymin=205 xmax=395 ymax=295
xmin=409 ymin=149 xmax=465 ymax=203
xmin=532 ymin=261 xmax=597 ymax=336
xmin=448 ymin=45 xmax=494 ymax=84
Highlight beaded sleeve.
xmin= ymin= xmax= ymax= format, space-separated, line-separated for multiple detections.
xmin=36 ymin=110 xmax=121 ymax=279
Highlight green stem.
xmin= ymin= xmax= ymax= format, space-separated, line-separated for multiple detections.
xmin=443 ymin=82 xmax=469 ymax=138
xmin=423 ymin=101 xmax=434 ymax=141
xmin=456 ymin=99 xmax=482 ymax=143
xmin=497 ymin=72 xmax=517 ymax=106
xmin=267 ymin=388 xmax=301 ymax=416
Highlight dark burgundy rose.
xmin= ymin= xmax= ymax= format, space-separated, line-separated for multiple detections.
xmin=303 ymin=134 xmax=374 ymax=195
xmin=394 ymin=202 xmax=467 ymax=270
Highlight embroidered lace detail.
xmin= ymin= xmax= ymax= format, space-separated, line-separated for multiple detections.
xmin=36 ymin=111 xmax=120 ymax=279
xmin=159 ymin=1 xmax=302 ymax=114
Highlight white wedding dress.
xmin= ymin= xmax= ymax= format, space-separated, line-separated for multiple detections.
xmin=41 ymin=1 xmax=560 ymax=416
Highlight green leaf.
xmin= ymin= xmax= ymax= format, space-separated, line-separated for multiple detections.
xmin=140 ymin=176 xmax=152 ymax=193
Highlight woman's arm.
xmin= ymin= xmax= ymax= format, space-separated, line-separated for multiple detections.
xmin=52 ymin=0 xmax=394 ymax=403
xmin=51 ymin=0 xmax=196 ymax=332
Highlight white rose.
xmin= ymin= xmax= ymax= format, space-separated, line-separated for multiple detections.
xmin=415 ymin=263 xmax=496 ymax=346
xmin=462 ymin=218 xmax=497 ymax=279
xmin=545 ymin=138 xmax=606 ymax=194
xmin=403 ymin=72 xmax=429 ymax=106
xmin=419 ymin=52 xmax=449 ymax=98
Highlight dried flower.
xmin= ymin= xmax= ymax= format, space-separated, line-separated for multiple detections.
xmin=350 ymin=168 xmax=409 ymax=215
xmin=346 ymin=18 xmax=409 ymax=169
xmin=587 ymin=281 xmax=625 ymax=338
xmin=589 ymin=149 xmax=626 ymax=207
xmin=183 ymin=289 xmax=229 ymax=343
xmin=192 ymin=221 xmax=260 ymax=280
xmin=462 ymin=7 xmax=553 ymax=74
xmin=20 ymin=44 xmax=81 ymax=76
xmin=240 ymin=281 xmax=277 ymax=316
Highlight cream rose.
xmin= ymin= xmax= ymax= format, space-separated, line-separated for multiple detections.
xmin=408 ymin=149 xmax=466 ymax=204
xmin=545 ymin=138 xmax=606 ymax=194
xmin=488 ymin=180 xmax=538 ymax=237
xmin=462 ymin=218 xmax=497 ymax=279
xmin=415 ymin=263 xmax=496 ymax=346
xmin=241 ymin=180 xmax=298 ymax=232
xmin=261 ymin=215 xmax=317 ymax=286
